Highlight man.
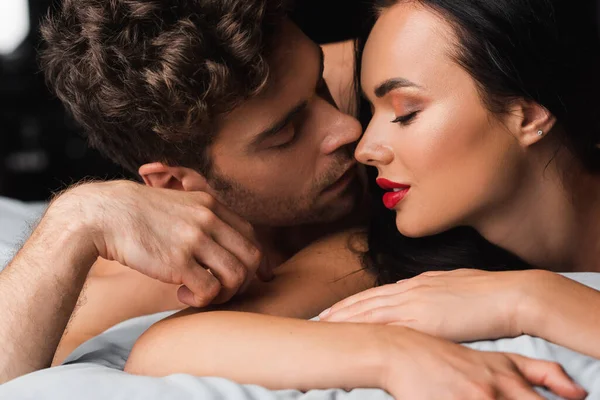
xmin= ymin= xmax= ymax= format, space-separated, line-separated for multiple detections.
xmin=0 ymin=0 xmax=373 ymax=383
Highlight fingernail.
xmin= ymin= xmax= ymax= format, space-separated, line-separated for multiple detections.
xmin=319 ymin=308 xmax=331 ymax=318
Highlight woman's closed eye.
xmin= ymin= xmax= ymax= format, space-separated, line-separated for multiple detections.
xmin=391 ymin=111 xmax=419 ymax=126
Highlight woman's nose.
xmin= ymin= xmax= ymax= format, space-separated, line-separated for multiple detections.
xmin=354 ymin=128 xmax=394 ymax=166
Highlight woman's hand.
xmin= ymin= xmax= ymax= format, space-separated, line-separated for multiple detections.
xmin=320 ymin=269 xmax=534 ymax=342
xmin=379 ymin=327 xmax=586 ymax=400
xmin=323 ymin=268 xmax=600 ymax=359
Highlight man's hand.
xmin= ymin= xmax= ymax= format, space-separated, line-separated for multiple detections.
xmin=55 ymin=180 xmax=270 ymax=307
xmin=0 ymin=179 xmax=272 ymax=383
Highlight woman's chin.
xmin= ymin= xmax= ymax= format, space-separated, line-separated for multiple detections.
xmin=394 ymin=212 xmax=439 ymax=238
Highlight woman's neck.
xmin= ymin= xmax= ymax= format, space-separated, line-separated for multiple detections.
xmin=475 ymin=147 xmax=600 ymax=272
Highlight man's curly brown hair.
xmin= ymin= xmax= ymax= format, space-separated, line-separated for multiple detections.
xmin=40 ymin=0 xmax=286 ymax=175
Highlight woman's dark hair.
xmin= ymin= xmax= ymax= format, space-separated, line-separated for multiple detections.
xmin=361 ymin=0 xmax=600 ymax=284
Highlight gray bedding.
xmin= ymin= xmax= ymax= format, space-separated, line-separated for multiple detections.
xmin=0 ymin=196 xmax=46 ymax=270
xmin=1 ymin=197 xmax=599 ymax=399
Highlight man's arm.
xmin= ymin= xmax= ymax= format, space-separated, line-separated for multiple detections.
xmin=51 ymin=260 xmax=186 ymax=366
xmin=0 ymin=180 xmax=273 ymax=383
xmin=0 ymin=200 xmax=98 ymax=382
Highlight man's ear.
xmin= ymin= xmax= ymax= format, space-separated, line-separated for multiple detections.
xmin=139 ymin=163 xmax=208 ymax=192
xmin=508 ymin=99 xmax=557 ymax=147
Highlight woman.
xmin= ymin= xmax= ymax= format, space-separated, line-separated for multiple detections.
xmin=320 ymin=0 xmax=600 ymax=358
xmin=125 ymin=0 xmax=599 ymax=398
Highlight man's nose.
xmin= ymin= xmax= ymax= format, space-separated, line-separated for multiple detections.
xmin=320 ymin=112 xmax=363 ymax=155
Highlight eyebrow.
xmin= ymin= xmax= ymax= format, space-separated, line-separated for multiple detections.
xmin=371 ymin=77 xmax=422 ymax=98
xmin=250 ymin=47 xmax=325 ymax=148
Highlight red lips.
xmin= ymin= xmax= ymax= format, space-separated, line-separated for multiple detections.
xmin=376 ymin=178 xmax=411 ymax=209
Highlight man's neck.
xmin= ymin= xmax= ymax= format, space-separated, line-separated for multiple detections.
xmin=254 ymin=207 xmax=368 ymax=267
xmin=475 ymin=149 xmax=600 ymax=272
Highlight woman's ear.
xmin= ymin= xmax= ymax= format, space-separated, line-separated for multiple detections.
xmin=509 ymin=99 xmax=557 ymax=147
xmin=139 ymin=163 xmax=208 ymax=191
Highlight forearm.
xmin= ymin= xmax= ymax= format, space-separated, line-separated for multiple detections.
xmin=125 ymin=312 xmax=391 ymax=392
xmin=521 ymin=272 xmax=600 ymax=358
xmin=0 ymin=208 xmax=97 ymax=383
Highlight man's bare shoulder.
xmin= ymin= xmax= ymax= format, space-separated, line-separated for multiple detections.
xmin=52 ymin=258 xmax=184 ymax=365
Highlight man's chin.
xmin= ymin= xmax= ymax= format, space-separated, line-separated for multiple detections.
xmin=313 ymin=184 xmax=362 ymax=223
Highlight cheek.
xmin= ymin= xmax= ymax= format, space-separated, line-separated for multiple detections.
xmin=255 ymin=150 xmax=319 ymax=195
xmin=391 ymin=103 xmax=478 ymax=180
xmin=402 ymin=102 xmax=518 ymax=225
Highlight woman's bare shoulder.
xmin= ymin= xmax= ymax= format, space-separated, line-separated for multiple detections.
xmin=163 ymin=229 xmax=374 ymax=322
xmin=283 ymin=228 xmax=369 ymax=272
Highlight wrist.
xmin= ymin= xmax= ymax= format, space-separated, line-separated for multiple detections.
xmin=47 ymin=181 xmax=130 ymax=259
xmin=512 ymin=270 xmax=549 ymax=337
xmin=42 ymin=186 xmax=102 ymax=264
xmin=369 ymin=325 xmax=412 ymax=392
xmin=13 ymin=213 xmax=98 ymax=288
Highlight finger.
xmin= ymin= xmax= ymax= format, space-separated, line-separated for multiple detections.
xmin=177 ymin=262 xmax=221 ymax=307
xmin=197 ymin=193 xmax=261 ymax=249
xmin=237 ymin=255 xmax=274 ymax=295
xmin=323 ymin=295 xmax=399 ymax=322
xmin=416 ymin=269 xmax=479 ymax=279
xmin=496 ymin=374 xmax=545 ymax=400
xmin=206 ymin=215 xmax=262 ymax=279
xmin=256 ymin=255 xmax=275 ymax=282
xmin=336 ymin=305 xmax=401 ymax=325
xmin=321 ymin=284 xmax=405 ymax=318
xmin=417 ymin=270 xmax=449 ymax=278
xmin=507 ymin=354 xmax=587 ymax=400
xmin=194 ymin=237 xmax=250 ymax=304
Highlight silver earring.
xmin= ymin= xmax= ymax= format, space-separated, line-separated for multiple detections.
xmin=537 ymin=130 xmax=544 ymax=136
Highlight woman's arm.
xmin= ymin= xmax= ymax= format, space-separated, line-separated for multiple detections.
xmin=124 ymin=312 xmax=585 ymax=399
xmin=126 ymin=313 xmax=384 ymax=390
xmin=519 ymin=270 xmax=600 ymax=359
xmin=321 ymin=269 xmax=600 ymax=359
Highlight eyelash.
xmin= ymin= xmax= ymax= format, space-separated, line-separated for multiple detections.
xmin=271 ymin=127 xmax=297 ymax=150
xmin=274 ymin=137 xmax=296 ymax=150
xmin=391 ymin=111 xmax=419 ymax=126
